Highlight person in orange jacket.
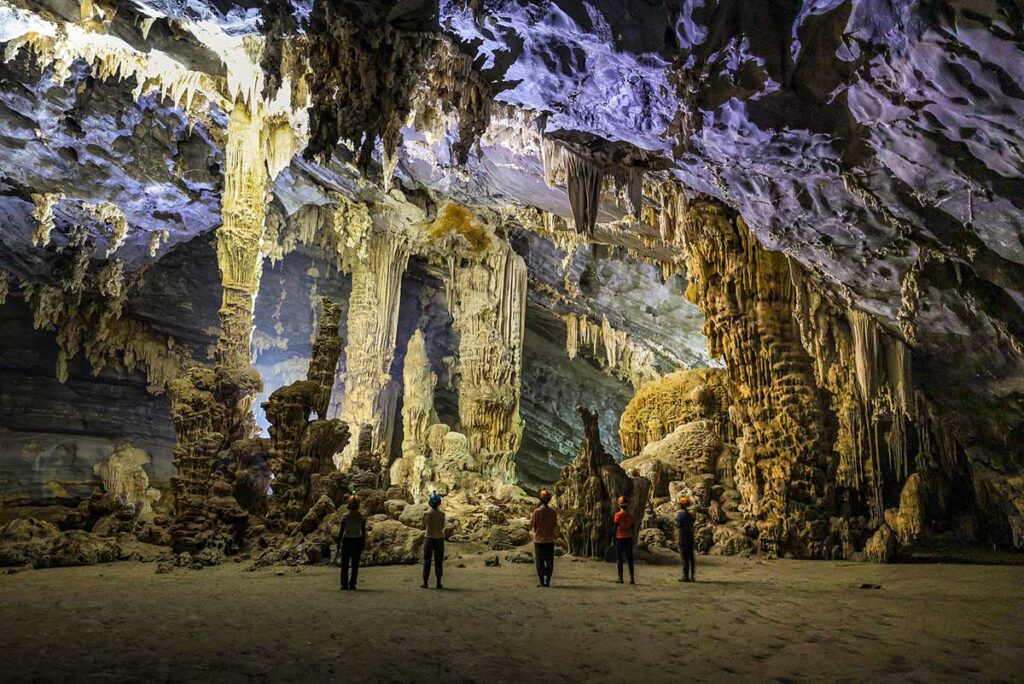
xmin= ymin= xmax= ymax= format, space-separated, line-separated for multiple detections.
xmin=531 ymin=489 xmax=557 ymax=587
xmin=612 ymin=495 xmax=636 ymax=585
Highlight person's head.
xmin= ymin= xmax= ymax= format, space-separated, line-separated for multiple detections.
xmin=677 ymin=496 xmax=690 ymax=509
xmin=347 ymin=494 xmax=360 ymax=511
xmin=617 ymin=495 xmax=628 ymax=510
xmin=428 ymin=492 xmax=443 ymax=509
xmin=538 ymin=489 xmax=552 ymax=505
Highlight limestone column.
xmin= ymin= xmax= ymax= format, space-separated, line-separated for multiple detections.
xmin=215 ymin=102 xmax=270 ymax=371
xmin=679 ymin=198 xmax=837 ymax=558
xmin=449 ymin=239 xmax=527 ymax=484
xmin=337 ymin=228 xmax=410 ymax=475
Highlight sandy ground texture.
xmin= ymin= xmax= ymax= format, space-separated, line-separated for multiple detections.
xmin=1 ymin=551 xmax=1023 ymax=683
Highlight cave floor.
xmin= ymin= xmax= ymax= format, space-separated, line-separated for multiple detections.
xmin=1 ymin=552 xmax=1022 ymax=683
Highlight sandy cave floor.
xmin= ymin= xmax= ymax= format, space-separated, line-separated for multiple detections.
xmin=1 ymin=551 xmax=1023 ymax=683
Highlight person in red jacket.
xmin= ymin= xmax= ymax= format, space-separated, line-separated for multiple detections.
xmin=612 ymin=495 xmax=636 ymax=585
xmin=531 ymin=489 xmax=557 ymax=587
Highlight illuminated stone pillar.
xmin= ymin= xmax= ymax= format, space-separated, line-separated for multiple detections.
xmin=449 ymin=239 xmax=527 ymax=484
xmin=337 ymin=228 xmax=410 ymax=475
xmin=215 ymin=102 xmax=269 ymax=371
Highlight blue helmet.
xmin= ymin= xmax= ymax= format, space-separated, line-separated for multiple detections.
xmin=428 ymin=492 xmax=443 ymax=508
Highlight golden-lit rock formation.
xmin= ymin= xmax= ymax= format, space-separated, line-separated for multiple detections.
xmin=679 ymin=198 xmax=838 ymax=558
xmin=618 ymin=368 xmax=730 ymax=459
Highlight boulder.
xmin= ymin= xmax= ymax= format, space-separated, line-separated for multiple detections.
xmin=399 ymin=503 xmax=430 ymax=529
xmin=864 ymin=524 xmax=900 ymax=563
xmin=363 ymin=520 xmax=424 ymax=566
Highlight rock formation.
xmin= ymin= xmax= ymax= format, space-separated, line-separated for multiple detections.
xmin=337 ymin=228 xmax=410 ymax=476
xmin=449 ymin=237 xmax=527 ymax=484
xmin=679 ymin=199 xmax=840 ymax=558
xmin=1 ymin=0 xmax=1022 ymax=568
xmin=555 ymin=408 xmax=650 ymax=558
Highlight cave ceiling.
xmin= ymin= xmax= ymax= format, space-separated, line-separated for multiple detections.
xmin=0 ymin=0 xmax=1022 ymax=462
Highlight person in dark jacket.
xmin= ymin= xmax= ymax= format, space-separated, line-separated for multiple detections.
xmin=611 ymin=495 xmax=636 ymax=585
xmin=422 ymin=491 xmax=446 ymax=589
xmin=675 ymin=496 xmax=696 ymax=582
xmin=338 ymin=495 xmax=367 ymax=590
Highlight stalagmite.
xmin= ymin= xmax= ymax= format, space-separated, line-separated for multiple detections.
xmin=92 ymin=444 xmax=160 ymax=517
xmin=449 ymin=237 xmax=527 ymax=484
xmin=263 ymin=300 xmax=349 ymax=522
xmin=389 ymin=329 xmax=439 ymax=496
xmin=555 ymin=407 xmax=650 ymax=558
xmin=337 ymin=228 xmax=410 ymax=477
xmin=306 ymin=297 xmax=343 ymax=419
xmin=618 ymin=368 xmax=731 ymax=458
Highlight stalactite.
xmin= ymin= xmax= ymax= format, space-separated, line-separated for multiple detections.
xmin=337 ymin=228 xmax=410 ymax=476
xmin=30 ymin=193 xmax=62 ymax=247
xmin=564 ymin=313 xmax=659 ymax=390
xmin=148 ymin=230 xmax=169 ymax=257
xmin=215 ymin=102 xmax=270 ymax=372
xmin=540 ymin=139 xmax=604 ymax=234
xmin=82 ymin=202 xmax=129 ymax=257
xmin=679 ymin=197 xmax=838 ymax=558
xmin=611 ymin=169 xmax=643 ymax=221
xmin=5 ymin=18 xmax=220 ymax=118
xmin=449 ymin=236 xmax=527 ymax=484
xmin=789 ymin=260 xmax=958 ymax=530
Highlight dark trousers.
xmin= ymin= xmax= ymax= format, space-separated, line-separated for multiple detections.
xmin=423 ymin=537 xmax=444 ymax=584
xmin=615 ymin=537 xmax=635 ymax=580
xmin=680 ymin=538 xmax=695 ymax=580
xmin=534 ymin=542 xmax=555 ymax=585
xmin=340 ymin=536 xmax=364 ymax=587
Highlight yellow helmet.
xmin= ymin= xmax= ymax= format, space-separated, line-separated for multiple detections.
xmin=539 ymin=489 xmax=552 ymax=502
xmin=617 ymin=495 xmax=628 ymax=506
xmin=677 ymin=496 xmax=690 ymax=506
xmin=347 ymin=495 xmax=360 ymax=509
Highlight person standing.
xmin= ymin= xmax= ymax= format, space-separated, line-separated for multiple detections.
xmin=611 ymin=495 xmax=636 ymax=584
xmin=338 ymin=495 xmax=367 ymax=590
xmin=531 ymin=489 xmax=557 ymax=587
xmin=422 ymin=492 xmax=446 ymax=589
xmin=675 ymin=496 xmax=696 ymax=582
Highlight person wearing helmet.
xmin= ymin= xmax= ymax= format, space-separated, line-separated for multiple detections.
xmin=612 ymin=495 xmax=636 ymax=584
xmin=338 ymin=494 xmax=367 ymax=590
xmin=531 ymin=489 xmax=557 ymax=587
xmin=422 ymin=491 xmax=446 ymax=589
xmin=675 ymin=496 xmax=696 ymax=582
